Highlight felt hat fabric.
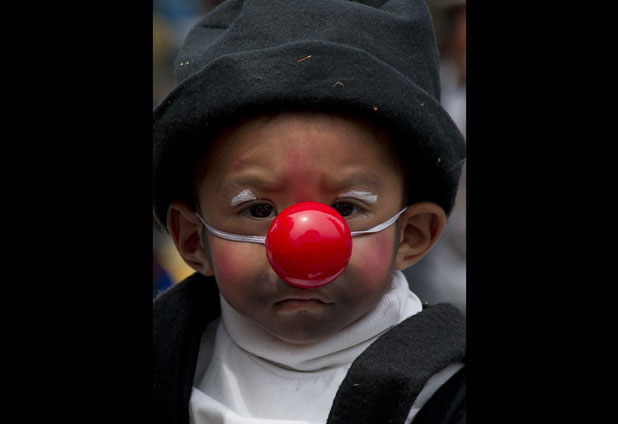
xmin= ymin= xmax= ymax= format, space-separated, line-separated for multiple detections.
xmin=153 ymin=0 xmax=466 ymax=230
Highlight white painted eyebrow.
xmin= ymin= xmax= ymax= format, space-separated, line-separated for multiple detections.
xmin=337 ymin=190 xmax=378 ymax=204
xmin=230 ymin=189 xmax=257 ymax=206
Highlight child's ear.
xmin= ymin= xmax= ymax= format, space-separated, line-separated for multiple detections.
xmin=166 ymin=200 xmax=214 ymax=276
xmin=394 ymin=202 xmax=447 ymax=271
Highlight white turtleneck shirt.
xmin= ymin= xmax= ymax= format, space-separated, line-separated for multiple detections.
xmin=189 ymin=271 xmax=462 ymax=424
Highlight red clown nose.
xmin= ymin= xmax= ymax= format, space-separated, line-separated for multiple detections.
xmin=265 ymin=202 xmax=353 ymax=289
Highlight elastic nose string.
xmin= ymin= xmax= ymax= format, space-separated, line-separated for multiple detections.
xmin=195 ymin=207 xmax=408 ymax=244
xmin=196 ymin=214 xmax=267 ymax=244
xmin=349 ymin=208 xmax=407 ymax=236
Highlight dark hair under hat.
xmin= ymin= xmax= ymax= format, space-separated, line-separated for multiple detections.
xmin=153 ymin=0 xmax=466 ymax=231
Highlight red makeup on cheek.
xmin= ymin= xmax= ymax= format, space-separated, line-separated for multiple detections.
xmin=351 ymin=231 xmax=394 ymax=280
xmin=210 ymin=240 xmax=267 ymax=289
xmin=211 ymin=245 xmax=245 ymax=284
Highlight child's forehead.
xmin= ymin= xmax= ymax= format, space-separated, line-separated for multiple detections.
xmin=194 ymin=109 xmax=405 ymax=197
xmin=204 ymin=110 xmax=399 ymax=167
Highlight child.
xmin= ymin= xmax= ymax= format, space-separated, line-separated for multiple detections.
xmin=153 ymin=1 xmax=466 ymax=423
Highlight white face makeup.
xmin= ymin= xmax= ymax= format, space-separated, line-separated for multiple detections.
xmin=337 ymin=190 xmax=378 ymax=204
xmin=231 ymin=189 xmax=257 ymax=206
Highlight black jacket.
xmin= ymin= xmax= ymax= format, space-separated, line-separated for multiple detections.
xmin=153 ymin=273 xmax=466 ymax=424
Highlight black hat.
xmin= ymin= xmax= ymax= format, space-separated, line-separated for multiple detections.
xmin=153 ymin=0 xmax=466 ymax=230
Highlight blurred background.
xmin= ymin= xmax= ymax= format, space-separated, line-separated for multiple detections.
xmin=152 ymin=0 xmax=467 ymax=315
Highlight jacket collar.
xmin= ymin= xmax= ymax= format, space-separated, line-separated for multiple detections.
xmin=153 ymin=273 xmax=220 ymax=424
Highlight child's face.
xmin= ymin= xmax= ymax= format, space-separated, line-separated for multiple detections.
xmin=196 ymin=111 xmax=405 ymax=344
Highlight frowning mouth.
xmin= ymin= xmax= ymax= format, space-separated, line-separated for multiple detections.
xmin=274 ymin=297 xmax=334 ymax=313
xmin=275 ymin=297 xmax=333 ymax=305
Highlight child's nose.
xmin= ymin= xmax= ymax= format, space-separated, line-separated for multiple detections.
xmin=265 ymin=201 xmax=352 ymax=289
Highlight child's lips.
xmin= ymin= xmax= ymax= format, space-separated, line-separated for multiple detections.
xmin=275 ymin=292 xmax=334 ymax=305
xmin=276 ymin=297 xmax=333 ymax=304
xmin=274 ymin=293 xmax=334 ymax=311
xmin=275 ymin=298 xmax=333 ymax=312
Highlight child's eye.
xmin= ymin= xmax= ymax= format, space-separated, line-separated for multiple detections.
xmin=245 ymin=203 xmax=276 ymax=218
xmin=331 ymin=201 xmax=362 ymax=217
